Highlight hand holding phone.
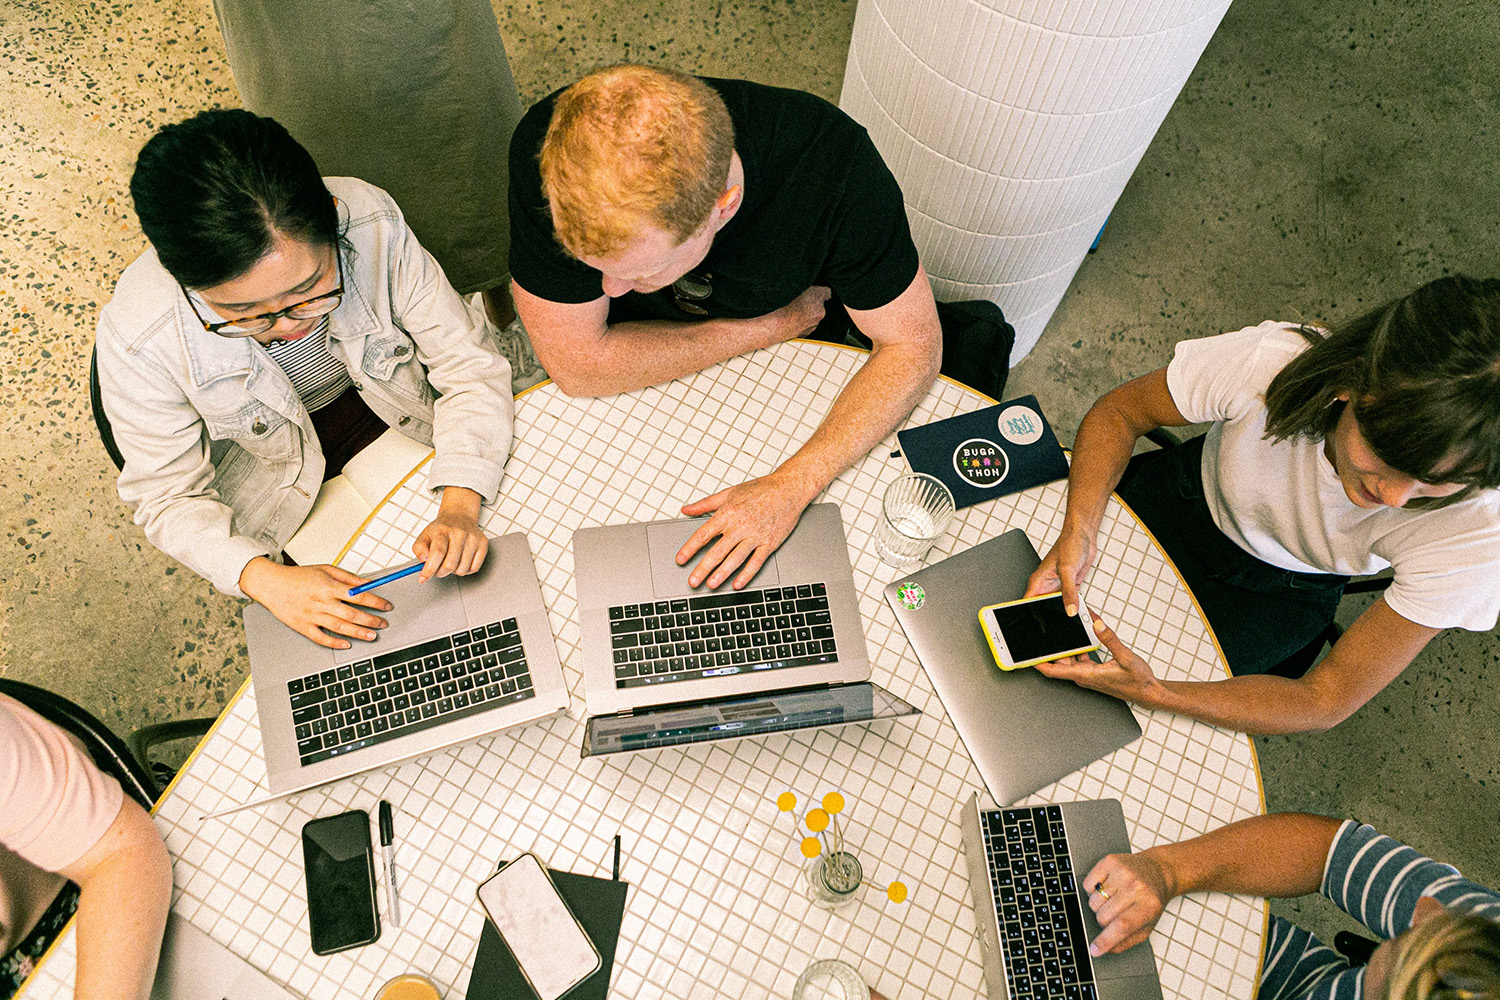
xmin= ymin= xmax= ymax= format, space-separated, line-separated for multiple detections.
xmin=302 ymin=810 xmax=381 ymax=955
xmin=980 ymin=591 xmax=1102 ymax=670
xmin=476 ymin=854 xmax=601 ymax=1000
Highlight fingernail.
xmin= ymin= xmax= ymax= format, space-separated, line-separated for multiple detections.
xmin=1089 ymin=944 xmax=1101 ymax=958
xmin=339 ymin=642 xmax=351 ymax=650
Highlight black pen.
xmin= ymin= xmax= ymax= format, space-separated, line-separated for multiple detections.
xmin=379 ymin=800 xmax=401 ymax=928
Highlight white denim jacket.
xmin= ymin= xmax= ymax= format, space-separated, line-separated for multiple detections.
xmin=96 ymin=177 xmax=514 ymax=598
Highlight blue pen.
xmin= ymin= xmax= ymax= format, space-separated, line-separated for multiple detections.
xmin=347 ymin=562 xmax=424 ymax=596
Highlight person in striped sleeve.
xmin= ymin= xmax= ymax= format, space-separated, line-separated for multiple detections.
xmin=1083 ymin=813 xmax=1500 ymax=999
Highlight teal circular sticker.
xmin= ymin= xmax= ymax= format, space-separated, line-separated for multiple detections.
xmin=896 ymin=581 xmax=926 ymax=610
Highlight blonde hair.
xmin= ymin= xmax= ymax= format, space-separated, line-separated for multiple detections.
xmin=539 ymin=64 xmax=735 ymax=260
xmin=1384 ymin=911 xmax=1500 ymax=1000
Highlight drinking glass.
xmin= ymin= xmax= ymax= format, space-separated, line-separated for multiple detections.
xmin=792 ymin=958 xmax=870 ymax=1000
xmin=875 ymin=473 xmax=955 ymax=567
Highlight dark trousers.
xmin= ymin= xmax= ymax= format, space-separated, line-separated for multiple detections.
xmin=310 ymin=387 xmax=390 ymax=481
xmin=1116 ymin=436 xmax=1348 ymax=676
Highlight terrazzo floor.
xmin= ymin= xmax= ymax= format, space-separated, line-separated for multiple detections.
xmin=3 ymin=0 xmax=1498 ymax=966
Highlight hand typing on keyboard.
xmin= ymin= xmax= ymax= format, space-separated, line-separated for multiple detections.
xmin=1080 ymin=851 xmax=1170 ymax=956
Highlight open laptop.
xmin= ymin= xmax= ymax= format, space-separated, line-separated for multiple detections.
xmin=960 ymin=793 xmax=1164 ymax=1000
xmin=884 ymin=529 xmax=1141 ymax=805
xmin=245 ymin=532 xmax=568 ymax=797
xmin=152 ymin=913 xmax=298 ymax=999
xmin=573 ymin=503 xmax=918 ymax=751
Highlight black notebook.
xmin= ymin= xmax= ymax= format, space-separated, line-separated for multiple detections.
xmin=897 ymin=395 xmax=1069 ymax=509
xmin=467 ymin=866 xmax=629 ymax=1000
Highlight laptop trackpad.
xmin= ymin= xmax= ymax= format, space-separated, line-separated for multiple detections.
xmin=646 ymin=518 xmax=781 ymax=597
xmin=332 ymin=570 xmax=468 ymax=664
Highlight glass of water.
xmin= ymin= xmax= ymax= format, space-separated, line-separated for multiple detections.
xmin=792 ymin=959 xmax=870 ymax=1000
xmin=875 ymin=473 xmax=955 ymax=567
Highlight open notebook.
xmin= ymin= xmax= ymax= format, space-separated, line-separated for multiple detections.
xmin=282 ymin=428 xmax=434 ymax=566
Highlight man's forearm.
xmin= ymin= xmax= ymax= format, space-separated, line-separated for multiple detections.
xmin=547 ymin=314 xmax=778 ymax=397
xmin=1145 ymin=813 xmax=1342 ymax=900
xmin=772 ymin=337 xmax=939 ymax=501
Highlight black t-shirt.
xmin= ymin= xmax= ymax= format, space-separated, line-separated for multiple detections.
xmin=508 ymin=77 xmax=920 ymax=321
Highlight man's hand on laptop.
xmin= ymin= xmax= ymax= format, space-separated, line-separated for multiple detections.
xmin=239 ymin=557 xmax=391 ymax=650
xmin=1034 ymin=613 xmax=1166 ymax=705
xmin=1081 ymin=849 xmax=1171 ymax=956
xmin=676 ymin=471 xmax=814 ymax=589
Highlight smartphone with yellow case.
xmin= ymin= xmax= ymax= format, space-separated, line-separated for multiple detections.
xmin=979 ymin=591 xmax=1101 ymax=670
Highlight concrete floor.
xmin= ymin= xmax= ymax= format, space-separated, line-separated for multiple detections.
xmin=3 ymin=0 xmax=1497 ymax=964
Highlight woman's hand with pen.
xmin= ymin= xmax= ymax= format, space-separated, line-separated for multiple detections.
xmin=239 ymin=557 xmax=391 ymax=650
xmin=414 ymin=486 xmax=488 ymax=582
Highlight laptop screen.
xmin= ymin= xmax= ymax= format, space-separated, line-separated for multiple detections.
xmin=581 ymin=683 xmax=917 ymax=757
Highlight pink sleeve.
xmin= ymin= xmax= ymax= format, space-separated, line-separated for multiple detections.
xmin=0 ymin=695 xmax=125 ymax=873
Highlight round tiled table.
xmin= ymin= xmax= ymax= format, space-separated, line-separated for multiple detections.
xmin=21 ymin=341 xmax=1265 ymax=1000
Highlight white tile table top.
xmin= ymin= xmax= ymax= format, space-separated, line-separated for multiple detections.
xmin=20 ymin=341 xmax=1265 ymax=1000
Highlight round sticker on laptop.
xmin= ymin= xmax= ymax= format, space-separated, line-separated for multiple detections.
xmin=952 ymin=438 xmax=1009 ymax=489
xmin=997 ymin=404 xmax=1044 ymax=446
xmin=895 ymin=581 xmax=926 ymax=611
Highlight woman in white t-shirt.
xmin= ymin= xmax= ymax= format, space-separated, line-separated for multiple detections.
xmin=1027 ymin=276 xmax=1500 ymax=735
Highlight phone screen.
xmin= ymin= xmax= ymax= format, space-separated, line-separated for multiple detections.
xmin=477 ymin=855 xmax=599 ymax=1000
xmin=302 ymin=810 xmax=380 ymax=955
xmin=988 ymin=594 xmax=1093 ymax=664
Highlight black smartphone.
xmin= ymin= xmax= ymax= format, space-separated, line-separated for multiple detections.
xmin=302 ymin=810 xmax=380 ymax=955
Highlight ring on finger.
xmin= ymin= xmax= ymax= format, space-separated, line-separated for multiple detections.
xmin=1095 ymin=880 xmax=1110 ymax=901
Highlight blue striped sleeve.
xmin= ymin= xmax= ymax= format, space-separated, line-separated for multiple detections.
xmin=1257 ymin=916 xmax=1360 ymax=1000
xmin=1322 ymin=821 xmax=1500 ymax=937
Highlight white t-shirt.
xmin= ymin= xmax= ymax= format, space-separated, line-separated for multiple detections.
xmin=1166 ymin=321 xmax=1500 ymax=631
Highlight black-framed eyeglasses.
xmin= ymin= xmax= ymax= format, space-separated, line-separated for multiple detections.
xmin=671 ymin=271 xmax=712 ymax=316
xmin=183 ymin=250 xmax=345 ymax=337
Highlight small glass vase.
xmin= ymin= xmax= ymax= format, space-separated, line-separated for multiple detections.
xmin=805 ymin=851 xmax=864 ymax=909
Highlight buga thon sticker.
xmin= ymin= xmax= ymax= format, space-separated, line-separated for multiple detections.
xmin=952 ymin=437 xmax=1009 ymax=489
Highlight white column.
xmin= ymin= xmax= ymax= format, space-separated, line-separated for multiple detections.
xmin=841 ymin=0 xmax=1233 ymax=359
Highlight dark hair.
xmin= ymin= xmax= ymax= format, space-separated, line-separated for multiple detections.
xmin=129 ymin=109 xmax=339 ymax=288
xmin=1264 ymin=275 xmax=1500 ymax=507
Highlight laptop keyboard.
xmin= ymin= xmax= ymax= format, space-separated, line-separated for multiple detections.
xmin=981 ymin=805 xmax=1097 ymax=1000
xmin=286 ymin=619 xmax=533 ymax=766
xmin=608 ymin=583 xmax=838 ymax=689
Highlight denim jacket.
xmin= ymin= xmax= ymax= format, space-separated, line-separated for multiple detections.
xmin=96 ymin=177 xmax=514 ymax=598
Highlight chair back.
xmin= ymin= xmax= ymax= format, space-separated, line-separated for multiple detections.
xmin=90 ymin=346 xmax=126 ymax=472
xmin=0 ymin=679 xmax=158 ymax=807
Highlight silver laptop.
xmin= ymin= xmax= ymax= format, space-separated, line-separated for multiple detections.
xmin=960 ymin=793 xmax=1164 ymax=1000
xmin=245 ymin=532 xmax=568 ymax=797
xmin=152 ymin=913 xmax=298 ymax=999
xmin=574 ymin=503 xmax=871 ymax=718
xmin=884 ymin=529 xmax=1141 ymax=805
xmin=581 ymin=681 xmax=918 ymax=757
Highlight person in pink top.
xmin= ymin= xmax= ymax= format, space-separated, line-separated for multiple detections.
xmin=1 ymin=694 xmax=172 ymax=1000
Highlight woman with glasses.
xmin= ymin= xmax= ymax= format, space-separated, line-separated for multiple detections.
xmin=95 ymin=109 xmax=514 ymax=649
